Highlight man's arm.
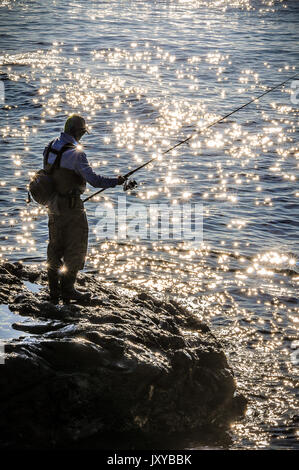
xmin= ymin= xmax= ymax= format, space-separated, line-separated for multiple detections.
xmin=76 ymin=152 xmax=121 ymax=188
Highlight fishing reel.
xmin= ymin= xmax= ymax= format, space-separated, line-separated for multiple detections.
xmin=123 ymin=178 xmax=138 ymax=192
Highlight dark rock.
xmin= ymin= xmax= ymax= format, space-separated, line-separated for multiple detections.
xmin=0 ymin=263 xmax=246 ymax=449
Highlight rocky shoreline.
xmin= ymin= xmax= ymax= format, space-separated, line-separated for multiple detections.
xmin=0 ymin=262 xmax=246 ymax=449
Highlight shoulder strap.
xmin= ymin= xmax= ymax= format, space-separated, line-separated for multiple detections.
xmin=44 ymin=140 xmax=55 ymax=167
xmin=47 ymin=142 xmax=76 ymax=174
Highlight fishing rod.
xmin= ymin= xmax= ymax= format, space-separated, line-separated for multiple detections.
xmin=83 ymin=72 xmax=298 ymax=203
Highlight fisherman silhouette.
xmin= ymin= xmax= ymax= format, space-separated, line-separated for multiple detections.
xmin=43 ymin=114 xmax=125 ymax=304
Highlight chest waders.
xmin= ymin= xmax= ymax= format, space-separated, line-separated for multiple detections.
xmin=45 ymin=144 xmax=89 ymax=304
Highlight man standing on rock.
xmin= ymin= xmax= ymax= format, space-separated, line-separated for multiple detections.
xmin=43 ymin=114 xmax=125 ymax=304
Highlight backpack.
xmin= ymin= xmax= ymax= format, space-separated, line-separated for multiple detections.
xmin=28 ymin=141 xmax=75 ymax=206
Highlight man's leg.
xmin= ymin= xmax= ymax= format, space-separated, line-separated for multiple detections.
xmin=47 ymin=214 xmax=64 ymax=303
xmin=60 ymin=209 xmax=89 ymax=303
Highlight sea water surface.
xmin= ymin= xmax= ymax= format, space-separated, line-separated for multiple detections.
xmin=0 ymin=0 xmax=298 ymax=449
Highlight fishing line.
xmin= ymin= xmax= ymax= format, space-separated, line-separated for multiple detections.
xmin=84 ymin=72 xmax=297 ymax=203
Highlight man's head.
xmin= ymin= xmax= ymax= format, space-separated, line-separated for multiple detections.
xmin=64 ymin=114 xmax=89 ymax=141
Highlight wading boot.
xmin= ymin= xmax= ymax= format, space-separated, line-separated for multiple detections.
xmin=47 ymin=269 xmax=60 ymax=304
xmin=61 ymin=272 xmax=91 ymax=304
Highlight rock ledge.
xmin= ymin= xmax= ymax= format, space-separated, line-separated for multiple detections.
xmin=0 ymin=262 xmax=246 ymax=448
